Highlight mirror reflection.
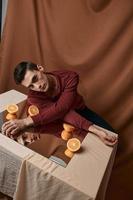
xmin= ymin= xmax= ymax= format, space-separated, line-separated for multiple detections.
xmin=0 ymin=93 xmax=87 ymax=167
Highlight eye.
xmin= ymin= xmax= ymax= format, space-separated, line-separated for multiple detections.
xmin=32 ymin=75 xmax=38 ymax=83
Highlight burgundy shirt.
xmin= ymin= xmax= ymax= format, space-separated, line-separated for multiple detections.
xmin=27 ymin=70 xmax=93 ymax=131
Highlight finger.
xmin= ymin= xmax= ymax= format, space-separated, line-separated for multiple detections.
xmin=2 ymin=123 xmax=11 ymax=132
xmin=109 ymin=136 xmax=117 ymax=142
xmin=2 ymin=120 xmax=12 ymax=128
xmin=12 ymin=133 xmax=20 ymax=140
xmin=2 ymin=121 xmax=16 ymax=132
xmin=3 ymin=125 xmax=16 ymax=136
xmin=106 ymin=136 xmax=114 ymax=142
xmin=111 ymin=136 xmax=118 ymax=142
xmin=104 ymin=139 xmax=117 ymax=146
xmin=10 ymin=127 xmax=19 ymax=136
xmin=105 ymin=134 xmax=118 ymax=142
xmin=9 ymin=134 xmax=14 ymax=140
xmin=5 ymin=125 xmax=17 ymax=135
xmin=5 ymin=130 xmax=14 ymax=138
xmin=105 ymin=133 xmax=117 ymax=142
xmin=2 ymin=120 xmax=15 ymax=128
xmin=5 ymin=132 xmax=11 ymax=137
xmin=3 ymin=125 xmax=13 ymax=136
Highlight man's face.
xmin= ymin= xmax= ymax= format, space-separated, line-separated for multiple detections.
xmin=21 ymin=66 xmax=49 ymax=92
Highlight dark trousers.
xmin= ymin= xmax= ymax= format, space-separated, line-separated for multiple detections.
xmin=75 ymin=107 xmax=115 ymax=132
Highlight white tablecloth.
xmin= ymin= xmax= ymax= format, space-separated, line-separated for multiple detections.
xmin=0 ymin=90 xmax=117 ymax=200
xmin=0 ymin=131 xmax=117 ymax=200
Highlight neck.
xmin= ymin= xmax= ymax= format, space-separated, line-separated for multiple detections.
xmin=46 ymin=74 xmax=58 ymax=97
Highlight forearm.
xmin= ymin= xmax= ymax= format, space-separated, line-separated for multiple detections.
xmin=63 ymin=110 xmax=93 ymax=131
xmin=63 ymin=109 xmax=118 ymax=147
xmin=31 ymin=93 xmax=77 ymax=126
xmin=88 ymin=125 xmax=102 ymax=137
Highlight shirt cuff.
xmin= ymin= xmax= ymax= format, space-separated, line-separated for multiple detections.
xmin=31 ymin=114 xmax=42 ymax=126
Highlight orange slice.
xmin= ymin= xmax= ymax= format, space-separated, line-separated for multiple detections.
xmin=6 ymin=113 xmax=17 ymax=120
xmin=67 ymin=138 xmax=81 ymax=152
xmin=61 ymin=130 xmax=72 ymax=141
xmin=6 ymin=104 xmax=18 ymax=114
xmin=63 ymin=123 xmax=75 ymax=132
xmin=28 ymin=105 xmax=39 ymax=116
xmin=64 ymin=149 xmax=74 ymax=158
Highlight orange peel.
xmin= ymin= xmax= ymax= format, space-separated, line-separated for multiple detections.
xmin=64 ymin=149 xmax=74 ymax=158
xmin=6 ymin=113 xmax=17 ymax=120
xmin=63 ymin=123 xmax=75 ymax=132
xmin=28 ymin=105 xmax=39 ymax=116
xmin=61 ymin=130 xmax=72 ymax=141
xmin=6 ymin=104 xmax=18 ymax=114
xmin=67 ymin=138 xmax=81 ymax=152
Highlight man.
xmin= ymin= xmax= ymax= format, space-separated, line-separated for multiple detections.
xmin=2 ymin=61 xmax=117 ymax=146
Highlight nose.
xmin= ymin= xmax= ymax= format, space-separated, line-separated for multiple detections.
xmin=39 ymin=84 xmax=42 ymax=89
xmin=33 ymin=82 xmax=42 ymax=90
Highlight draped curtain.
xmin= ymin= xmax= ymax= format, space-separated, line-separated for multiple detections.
xmin=0 ymin=0 xmax=2 ymax=36
xmin=0 ymin=0 xmax=133 ymax=199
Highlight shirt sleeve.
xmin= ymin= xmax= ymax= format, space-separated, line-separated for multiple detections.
xmin=31 ymin=71 xmax=80 ymax=126
xmin=63 ymin=110 xmax=93 ymax=131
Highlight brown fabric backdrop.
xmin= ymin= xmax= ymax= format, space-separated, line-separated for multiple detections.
xmin=0 ymin=0 xmax=133 ymax=199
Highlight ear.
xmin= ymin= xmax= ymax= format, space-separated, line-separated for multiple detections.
xmin=37 ymin=65 xmax=44 ymax=72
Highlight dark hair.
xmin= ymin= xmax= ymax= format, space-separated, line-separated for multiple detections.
xmin=14 ymin=61 xmax=38 ymax=84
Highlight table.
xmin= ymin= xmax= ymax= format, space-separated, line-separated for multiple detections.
xmin=0 ymin=90 xmax=117 ymax=200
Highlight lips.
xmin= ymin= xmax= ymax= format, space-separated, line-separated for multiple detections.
xmin=42 ymin=82 xmax=47 ymax=90
xmin=43 ymin=83 xmax=46 ymax=89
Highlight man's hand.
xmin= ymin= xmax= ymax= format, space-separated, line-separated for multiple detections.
xmin=88 ymin=125 xmax=118 ymax=146
xmin=2 ymin=116 xmax=34 ymax=137
xmin=97 ymin=130 xmax=117 ymax=146
xmin=23 ymin=132 xmax=40 ymax=143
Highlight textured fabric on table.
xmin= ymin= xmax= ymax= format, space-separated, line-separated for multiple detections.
xmin=14 ymin=128 xmax=117 ymax=200
xmin=0 ymin=134 xmax=33 ymax=197
xmin=0 ymin=146 xmax=21 ymax=197
xmin=14 ymin=157 xmax=91 ymax=200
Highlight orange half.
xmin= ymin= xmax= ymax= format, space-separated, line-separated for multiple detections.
xmin=61 ymin=130 xmax=72 ymax=140
xmin=67 ymin=138 xmax=81 ymax=152
xmin=6 ymin=104 xmax=18 ymax=114
xmin=63 ymin=123 xmax=75 ymax=132
xmin=64 ymin=149 xmax=74 ymax=158
xmin=28 ymin=105 xmax=39 ymax=116
xmin=6 ymin=113 xmax=17 ymax=120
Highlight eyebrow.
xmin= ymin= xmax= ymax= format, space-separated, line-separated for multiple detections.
xmin=27 ymin=75 xmax=37 ymax=88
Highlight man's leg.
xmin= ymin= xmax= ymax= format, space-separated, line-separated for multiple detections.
xmin=75 ymin=107 xmax=115 ymax=132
